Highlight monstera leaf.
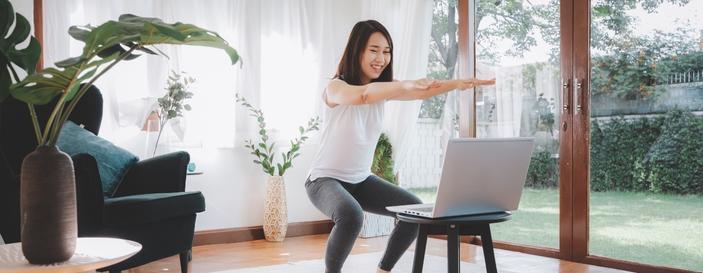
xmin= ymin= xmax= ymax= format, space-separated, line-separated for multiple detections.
xmin=11 ymin=14 xmax=239 ymax=106
xmin=8 ymin=13 xmax=240 ymax=146
xmin=0 ymin=0 xmax=41 ymax=101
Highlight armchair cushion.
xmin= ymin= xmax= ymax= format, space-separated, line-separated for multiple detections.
xmin=58 ymin=121 xmax=138 ymax=196
xmin=103 ymin=192 xmax=205 ymax=226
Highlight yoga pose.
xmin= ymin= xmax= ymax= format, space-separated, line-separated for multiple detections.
xmin=306 ymin=20 xmax=495 ymax=273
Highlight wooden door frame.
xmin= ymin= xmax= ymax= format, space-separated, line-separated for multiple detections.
xmin=33 ymin=0 xmax=43 ymax=71
xmin=559 ymin=0 xmax=575 ymax=262
xmin=571 ymin=0 xmax=590 ymax=262
xmin=460 ymin=0 xmax=700 ymax=272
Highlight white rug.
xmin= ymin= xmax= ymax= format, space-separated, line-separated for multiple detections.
xmin=216 ymin=251 xmax=516 ymax=273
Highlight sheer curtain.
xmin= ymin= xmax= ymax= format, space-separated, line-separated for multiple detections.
xmin=362 ymin=0 xmax=434 ymax=173
xmin=494 ymin=66 xmax=524 ymax=137
xmin=43 ymin=0 xmax=241 ymax=156
xmin=42 ymin=0 xmax=433 ymax=160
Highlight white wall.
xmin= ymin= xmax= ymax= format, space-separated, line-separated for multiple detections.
xmin=116 ymin=135 xmax=328 ymax=232
xmin=6 ymin=0 xmax=329 ymax=232
xmin=183 ymin=144 xmax=327 ymax=231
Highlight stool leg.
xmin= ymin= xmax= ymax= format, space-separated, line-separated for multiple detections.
xmin=412 ymin=225 xmax=429 ymax=273
xmin=447 ymin=225 xmax=460 ymax=273
xmin=481 ymin=225 xmax=497 ymax=273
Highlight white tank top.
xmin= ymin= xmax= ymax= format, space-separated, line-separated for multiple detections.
xmin=308 ymin=97 xmax=385 ymax=184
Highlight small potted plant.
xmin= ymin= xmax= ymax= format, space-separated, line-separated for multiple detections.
xmin=150 ymin=71 xmax=195 ymax=156
xmin=235 ymin=94 xmax=320 ymax=241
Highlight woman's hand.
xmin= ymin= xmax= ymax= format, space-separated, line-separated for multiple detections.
xmin=456 ymin=78 xmax=496 ymax=90
xmin=402 ymin=78 xmax=441 ymax=91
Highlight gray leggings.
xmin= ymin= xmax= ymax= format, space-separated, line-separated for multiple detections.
xmin=305 ymin=175 xmax=423 ymax=273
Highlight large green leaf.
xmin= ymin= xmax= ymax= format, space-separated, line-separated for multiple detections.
xmin=68 ymin=25 xmax=91 ymax=42
xmin=146 ymin=21 xmax=187 ymax=41
xmin=10 ymin=66 xmax=80 ymax=105
xmin=148 ymin=23 xmax=239 ymax=65
xmin=55 ymin=56 xmax=84 ymax=68
xmin=7 ymin=11 xmax=30 ymax=44
xmin=69 ymin=14 xmax=239 ymax=66
xmin=116 ymin=14 xmax=239 ymax=64
xmin=0 ymin=1 xmax=41 ymax=102
xmin=0 ymin=0 xmax=13 ymax=38
xmin=15 ymin=50 xmax=122 ymax=104
xmin=79 ymin=21 xmax=128 ymax=59
xmin=7 ymin=36 xmax=40 ymax=73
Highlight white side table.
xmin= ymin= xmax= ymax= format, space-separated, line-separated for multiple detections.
xmin=0 ymin=237 xmax=141 ymax=273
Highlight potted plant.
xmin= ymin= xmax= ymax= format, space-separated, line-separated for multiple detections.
xmin=359 ymin=133 xmax=398 ymax=238
xmin=151 ymin=71 xmax=195 ymax=156
xmin=0 ymin=3 xmax=239 ymax=263
xmin=235 ymin=94 xmax=320 ymax=241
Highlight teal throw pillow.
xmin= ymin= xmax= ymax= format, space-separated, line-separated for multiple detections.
xmin=57 ymin=121 xmax=139 ymax=196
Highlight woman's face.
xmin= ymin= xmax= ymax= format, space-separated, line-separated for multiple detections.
xmin=360 ymin=32 xmax=391 ymax=84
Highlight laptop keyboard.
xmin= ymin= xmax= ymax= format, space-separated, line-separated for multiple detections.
xmin=413 ymin=207 xmax=434 ymax=212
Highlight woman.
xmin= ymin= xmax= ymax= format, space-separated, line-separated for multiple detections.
xmin=306 ymin=20 xmax=495 ymax=273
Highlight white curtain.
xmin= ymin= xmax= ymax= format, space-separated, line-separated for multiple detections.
xmin=493 ymin=66 xmax=523 ymax=137
xmin=362 ymin=0 xmax=434 ymax=172
xmin=43 ymin=0 xmax=241 ymax=156
xmin=42 ymin=0 xmax=433 ymax=160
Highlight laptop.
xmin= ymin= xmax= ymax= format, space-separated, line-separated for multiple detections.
xmin=387 ymin=137 xmax=535 ymax=218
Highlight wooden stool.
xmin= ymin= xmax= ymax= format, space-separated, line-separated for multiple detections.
xmin=396 ymin=212 xmax=511 ymax=273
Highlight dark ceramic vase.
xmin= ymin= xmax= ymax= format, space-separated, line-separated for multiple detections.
xmin=20 ymin=145 xmax=77 ymax=264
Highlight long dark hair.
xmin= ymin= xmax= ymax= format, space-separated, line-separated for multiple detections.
xmin=335 ymin=20 xmax=393 ymax=85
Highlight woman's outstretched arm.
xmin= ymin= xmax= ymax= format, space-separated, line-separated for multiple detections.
xmin=388 ymin=79 xmax=496 ymax=101
xmin=325 ymin=78 xmax=439 ymax=107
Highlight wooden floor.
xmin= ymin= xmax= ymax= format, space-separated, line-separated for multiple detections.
xmin=126 ymin=234 xmax=628 ymax=273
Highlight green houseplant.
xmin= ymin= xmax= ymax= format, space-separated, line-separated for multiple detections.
xmin=371 ymin=133 xmax=397 ymax=184
xmin=0 ymin=3 xmax=239 ymax=263
xmin=152 ymin=71 xmax=195 ymax=156
xmin=235 ymin=94 xmax=319 ymax=241
xmin=235 ymin=94 xmax=320 ymax=177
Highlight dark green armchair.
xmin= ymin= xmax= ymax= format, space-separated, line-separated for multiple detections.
xmin=0 ymin=85 xmax=205 ymax=273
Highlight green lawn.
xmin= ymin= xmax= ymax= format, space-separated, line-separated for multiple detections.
xmin=408 ymin=187 xmax=703 ymax=272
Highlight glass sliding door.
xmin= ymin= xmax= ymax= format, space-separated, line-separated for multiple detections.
xmin=588 ymin=1 xmax=703 ymax=271
xmin=475 ymin=0 xmax=561 ymax=249
xmin=403 ymin=0 xmax=461 ymax=200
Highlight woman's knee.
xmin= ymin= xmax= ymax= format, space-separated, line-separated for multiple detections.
xmin=333 ymin=204 xmax=365 ymax=231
